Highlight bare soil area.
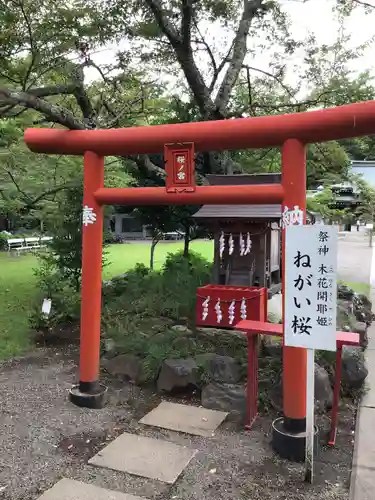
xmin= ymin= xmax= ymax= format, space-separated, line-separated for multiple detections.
xmin=0 ymin=346 xmax=355 ymax=500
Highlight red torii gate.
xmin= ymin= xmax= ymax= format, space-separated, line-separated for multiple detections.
xmin=24 ymin=100 xmax=375 ymax=459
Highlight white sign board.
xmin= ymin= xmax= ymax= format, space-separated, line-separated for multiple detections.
xmin=284 ymin=225 xmax=337 ymax=352
xmin=42 ymin=298 xmax=52 ymax=317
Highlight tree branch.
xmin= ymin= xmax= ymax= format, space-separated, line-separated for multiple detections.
xmin=6 ymin=170 xmax=32 ymax=202
xmin=353 ymin=0 xmax=375 ymax=8
xmin=145 ymin=0 xmax=217 ymax=118
xmin=71 ymin=65 xmax=96 ymax=126
xmin=242 ymin=64 xmax=294 ymax=98
xmin=18 ymin=0 xmax=37 ymax=89
xmin=191 ymin=21 xmax=219 ymax=93
xmin=214 ymin=0 xmax=266 ymax=114
xmin=5 ymin=167 xmax=78 ymax=211
xmin=128 ymin=154 xmax=166 ymax=179
xmin=144 ymin=0 xmax=181 ymax=44
xmin=181 ymin=0 xmax=193 ymax=48
xmin=0 ymin=88 xmax=86 ymax=129
xmin=26 ymin=184 xmax=76 ymax=210
xmin=27 ymin=84 xmax=78 ymax=97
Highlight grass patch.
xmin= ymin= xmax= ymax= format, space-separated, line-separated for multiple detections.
xmin=0 ymin=240 xmax=213 ymax=360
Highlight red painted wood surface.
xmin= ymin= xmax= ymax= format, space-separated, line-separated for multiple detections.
xmin=165 ymin=143 xmax=196 ymax=193
xmin=235 ymin=319 xmax=360 ymax=346
xmin=93 ymin=184 xmax=284 ymax=206
xmin=25 ymin=101 xmax=375 ymax=155
xmin=281 ymin=139 xmax=307 ymax=422
xmin=196 ymin=285 xmax=267 ymax=329
xmin=235 ymin=318 xmax=359 ymax=440
xmin=80 ymin=152 xmax=104 ymax=384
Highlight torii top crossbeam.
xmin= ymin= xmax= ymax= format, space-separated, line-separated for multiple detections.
xmin=25 ymin=100 xmax=375 ymax=156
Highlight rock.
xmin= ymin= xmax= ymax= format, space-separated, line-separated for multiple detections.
xmin=157 ymin=358 xmax=198 ymax=392
xmin=201 ymin=383 xmax=246 ymax=420
xmin=172 ymin=336 xmax=194 ymax=350
xmin=262 ymin=336 xmax=282 ymax=358
xmin=337 ymin=300 xmax=354 ymax=331
xmin=268 ymin=311 xmax=281 ymax=324
xmin=338 ymin=284 xmax=355 ymax=301
xmin=103 ymin=338 xmax=117 ymax=357
xmin=338 ymin=299 xmax=354 ymax=315
xmin=195 ymin=353 xmax=241 ymax=383
xmin=341 ymin=346 xmax=368 ymax=389
xmin=171 ymin=324 xmax=193 ymax=335
xmin=269 ymin=364 xmax=333 ymax=413
xmin=353 ymin=295 xmax=373 ymax=325
xmin=314 ymin=364 xmax=333 ymax=411
xmin=103 ymin=354 xmax=143 ymax=384
xmin=358 ymin=293 xmax=372 ymax=311
xmin=195 ymin=327 xmax=247 ymax=348
xmin=269 ymin=381 xmax=283 ymax=412
xmin=353 ymin=321 xmax=368 ymax=348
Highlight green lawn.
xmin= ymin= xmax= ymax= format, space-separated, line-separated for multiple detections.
xmin=0 ymin=241 xmax=214 ymax=359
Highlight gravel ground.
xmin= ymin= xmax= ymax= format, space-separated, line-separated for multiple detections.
xmin=0 ymin=346 xmax=355 ymax=500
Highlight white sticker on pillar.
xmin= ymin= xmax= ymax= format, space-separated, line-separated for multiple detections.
xmin=282 ymin=205 xmax=304 ymax=229
xmin=82 ymin=205 xmax=97 ymax=226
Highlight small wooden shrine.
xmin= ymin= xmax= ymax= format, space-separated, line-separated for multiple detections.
xmin=193 ymin=173 xmax=282 ymax=297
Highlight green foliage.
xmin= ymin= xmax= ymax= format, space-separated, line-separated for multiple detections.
xmin=30 ymin=259 xmax=81 ymax=330
xmin=0 ymin=233 xmax=8 ymax=250
xmin=101 ymin=251 xmax=212 ymax=380
xmin=31 ymin=185 xmax=108 ymax=330
xmin=104 ymin=250 xmax=211 ymax=321
xmin=38 ymin=186 xmax=85 ymax=292
xmin=307 ymin=186 xmax=349 ymax=221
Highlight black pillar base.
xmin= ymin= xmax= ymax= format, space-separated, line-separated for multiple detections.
xmin=69 ymin=381 xmax=107 ymax=409
xmin=271 ymin=417 xmax=319 ymax=462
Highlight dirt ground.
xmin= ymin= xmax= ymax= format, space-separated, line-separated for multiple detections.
xmin=0 ymin=345 xmax=355 ymax=500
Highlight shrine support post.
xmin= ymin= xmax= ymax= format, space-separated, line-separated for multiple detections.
xmin=69 ymin=151 xmax=107 ymax=409
xmin=272 ymin=139 xmax=308 ymax=461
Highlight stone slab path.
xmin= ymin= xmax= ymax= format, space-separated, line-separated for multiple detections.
xmin=37 ymin=402 xmax=226 ymax=498
xmin=89 ymin=430 xmax=197 ymax=484
xmin=139 ymin=401 xmax=228 ymax=437
xmin=38 ymin=479 xmax=148 ymax=500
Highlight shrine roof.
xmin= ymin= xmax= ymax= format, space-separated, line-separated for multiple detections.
xmin=193 ymin=174 xmax=282 ymax=220
xmin=206 ymin=173 xmax=281 ymax=185
xmin=193 ymin=204 xmax=281 ymax=219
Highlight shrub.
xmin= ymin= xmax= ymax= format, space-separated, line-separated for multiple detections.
xmin=0 ymin=233 xmax=8 ymax=250
xmin=101 ymin=251 xmax=213 ymax=379
xmin=31 ymin=186 xmax=107 ymax=333
xmin=103 ymin=232 xmax=123 ymax=244
xmin=30 ymin=259 xmax=81 ymax=330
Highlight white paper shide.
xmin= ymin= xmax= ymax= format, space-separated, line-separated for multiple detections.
xmin=284 ymin=225 xmax=337 ymax=351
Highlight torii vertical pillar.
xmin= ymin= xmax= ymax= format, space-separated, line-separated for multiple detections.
xmin=272 ymin=139 xmax=308 ymax=461
xmin=69 ymin=151 xmax=107 ymax=408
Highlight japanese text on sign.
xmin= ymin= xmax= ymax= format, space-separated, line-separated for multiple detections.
xmin=284 ymin=225 xmax=337 ymax=351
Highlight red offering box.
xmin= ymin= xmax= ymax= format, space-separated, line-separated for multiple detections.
xmin=196 ymin=285 xmax=267 ymax=328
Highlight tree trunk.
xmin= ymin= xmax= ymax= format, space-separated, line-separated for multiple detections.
xmin=150 ymin=237 xmax=159 ymax=269
xmin=183 ymin=230 xmax=190 ymax=258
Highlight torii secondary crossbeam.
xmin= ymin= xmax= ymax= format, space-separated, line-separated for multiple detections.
xmin=24 ymin=100 xmax=375 ymax=460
